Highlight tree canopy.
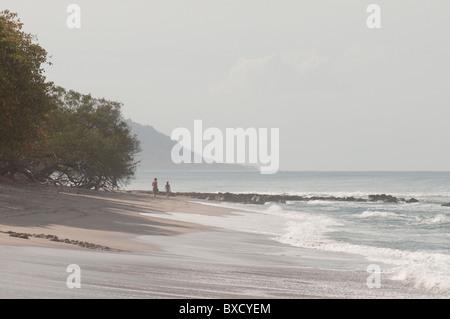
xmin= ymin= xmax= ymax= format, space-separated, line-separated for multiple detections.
xmin=0 ymin=11 xmax=141 ymax=189
xmin=0 ymin=10 xmax=53 ymax=171
xmin=35 ymin=87 xmax=141 ymax=189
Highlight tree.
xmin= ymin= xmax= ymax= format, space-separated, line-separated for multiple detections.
xmin=33 ymin=87 xmax=141 ymax=190
xmin=0 ymin=11 xmax=140 ymax=189
xmin=0 ymin=10 xmax=53 ymax=175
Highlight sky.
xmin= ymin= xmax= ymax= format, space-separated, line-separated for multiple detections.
xmin=3 ymin=1 xmax=450 ymax=171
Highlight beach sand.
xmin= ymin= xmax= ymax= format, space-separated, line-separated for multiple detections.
xmin=0 ymin=183 xmax=442 ymax=298
xmin=0 ymin=183 xmax=227 ymax=252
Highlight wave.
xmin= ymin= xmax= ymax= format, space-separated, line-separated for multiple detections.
xmin=182 ymin=199 xmax=450 ymax=293
xmin=414 ymin=214 xmax=450 ymax=226
xmin=276 ymin=217 xmax=450 ymax=293
xmin=357 ymin=211 xmax=404 ymax=219
xmin=355 ymin=211 xmax=450 ymax=226
xmin=257 ymin=205 xmax=450 ymax=294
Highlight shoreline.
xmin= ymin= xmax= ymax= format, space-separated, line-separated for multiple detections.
xmin=0 ymin=183 xmax=444 ymax=298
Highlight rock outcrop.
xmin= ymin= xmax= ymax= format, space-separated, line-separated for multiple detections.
xmin=175 ymin=192 xmax=419 ymax=205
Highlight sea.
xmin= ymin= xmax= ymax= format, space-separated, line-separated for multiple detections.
xmin=127 ymin=170 xmax=450 ymax=295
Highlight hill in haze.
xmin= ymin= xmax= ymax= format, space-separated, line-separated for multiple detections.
xmin=126 ymin=120 xmax=252 ymax=171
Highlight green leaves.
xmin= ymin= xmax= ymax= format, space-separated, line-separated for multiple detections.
xmin=0 ymin=10 xmax=52 ymax=156
xmin=38 ymin=87 xmax=141 ymax=190
xmin=0 ymin=11 xmax=140 ymax=189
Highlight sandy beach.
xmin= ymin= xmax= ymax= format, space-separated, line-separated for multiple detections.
xmin=0 ymin=182 xmax=443 ymax=299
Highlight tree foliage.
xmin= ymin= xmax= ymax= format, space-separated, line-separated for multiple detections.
xmin=1 ymin=11 xmax=141 ymax=189
xmin=32 ymin=87 xmax=141 ymax=190
xmin=0 ymin=10 xmax=52 ymax=161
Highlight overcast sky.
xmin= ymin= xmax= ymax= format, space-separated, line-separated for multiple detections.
xmin=3 ymin=1 xmax=450 ymax=171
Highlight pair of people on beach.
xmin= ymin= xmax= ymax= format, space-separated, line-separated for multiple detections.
xmin=152 ymin=178 xmax=171 ymax=198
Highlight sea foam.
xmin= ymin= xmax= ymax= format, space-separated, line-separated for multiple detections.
xmin=272 ymin=208 xmax=450 ymax=294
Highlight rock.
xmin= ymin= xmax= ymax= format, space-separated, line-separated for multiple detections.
xmin=368 ymin=194 xmax=398 ymax=203
xmin=176 ymin=192 xmax=420 ymax=206
xmin=222 ymin=192 xmax=233 ymax=201
xmin=442 ymin=202 xmax=450 ymax=207
xmin=8 ymin=232 xmax=29 ymax=239
xmin=8 ymin=231 xmax=30 ymax=239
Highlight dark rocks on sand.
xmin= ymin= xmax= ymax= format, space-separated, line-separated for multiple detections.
xmin=4 ymin=230 xmax=116 ymax=251
xmin=8 ymin=231 xmax=29 ymax=239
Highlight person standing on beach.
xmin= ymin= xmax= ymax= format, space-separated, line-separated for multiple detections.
xmin=152 ymin=178 xmax=158 ymax=197
xmin=165 ymin=181 xmax=171 ymax=198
